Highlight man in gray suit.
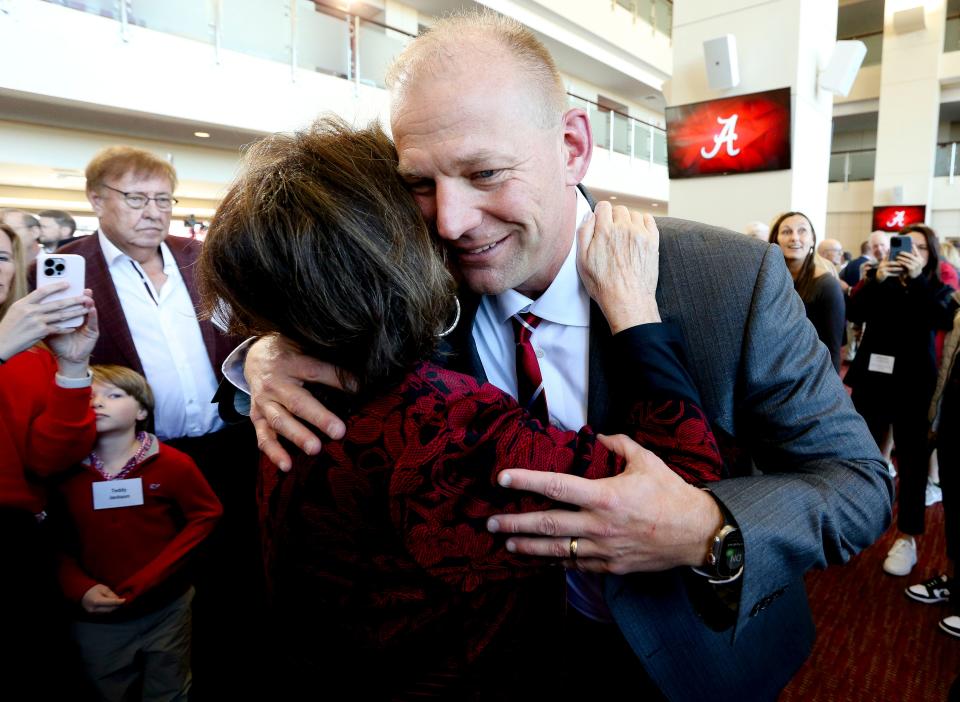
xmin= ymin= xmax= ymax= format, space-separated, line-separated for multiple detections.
xmin=237 ymin=12 xmax=892 ymax=701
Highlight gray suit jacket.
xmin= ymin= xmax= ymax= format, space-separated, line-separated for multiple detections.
xmin=444 ymin=216 xmax=892 ymax=702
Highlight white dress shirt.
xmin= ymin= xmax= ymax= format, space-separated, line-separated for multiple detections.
xmin=472 ymin=192 xmax=612 ymax=622
xmin=98 ymin=231 xmax=224 ymax=440
xmin=473 ymin=191 xmax=593 ymax=431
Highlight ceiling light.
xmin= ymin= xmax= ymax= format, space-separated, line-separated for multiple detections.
xmin=652 ymin=203 xmax=659 ymax=207
xmin=609 ymin=196 xmax=618 ymax=200
xmin=194 ymin=131 xmax=211 ymax=138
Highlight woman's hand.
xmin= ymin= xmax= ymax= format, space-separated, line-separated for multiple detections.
xmin=876 ymin=258 xmax=902 ymax=283
xmin=576 ymin=202 xmax=660 ymax=333
xmin=47 ymin=300 xmax=99 ymax=378
xmin=898 ymin=250 xmax=924 ymax=279
xmin=0 ymin=284 xmax=93 ymax=361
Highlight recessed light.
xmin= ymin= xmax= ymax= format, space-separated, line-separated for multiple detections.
xmin=194 ymin=131 xmax=211 ymax=138
xmin=652 ymin=203 xmax=659 ymax=207
xmin=609 ymin=196 xmax=618 ymax=200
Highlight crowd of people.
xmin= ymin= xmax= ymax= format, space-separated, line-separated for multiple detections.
xmin=3 ymin=9 xmax=958 ymax=701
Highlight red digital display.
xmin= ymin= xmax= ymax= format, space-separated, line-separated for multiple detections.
xmin=871 ymin=206 xmax=926 ymax=232
xmin=666 ymin=88 xmax=792 ymax=179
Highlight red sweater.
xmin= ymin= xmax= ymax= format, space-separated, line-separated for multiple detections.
xmin=56 ymin=440 xmax=222 ymax=614
xmin=0 ymin=346 xmax=96 ymax=512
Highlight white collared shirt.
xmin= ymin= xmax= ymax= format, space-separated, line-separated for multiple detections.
xmin=98 ymin=231 xmax=223 ymax=440
xmin=473 ymin=191 xmax=593 ymax=432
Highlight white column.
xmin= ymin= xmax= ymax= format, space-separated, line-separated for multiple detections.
xmin=872 ymin=0 xmax=946 ymax=212
xmin=667 ymin=0 xmax=839 ymax=236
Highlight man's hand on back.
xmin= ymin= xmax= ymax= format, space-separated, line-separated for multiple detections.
xmin=245 ymin=335 xmax=349 ymax=471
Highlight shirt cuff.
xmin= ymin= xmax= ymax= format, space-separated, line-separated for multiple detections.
xmin=222 ymin=337 xmax=255 ymax=395
xmin=55 ymin=370 xmax=93 ymax=388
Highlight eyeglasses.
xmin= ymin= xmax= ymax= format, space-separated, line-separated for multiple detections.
xmin=101 ymin=184 xmax=178 ymax=211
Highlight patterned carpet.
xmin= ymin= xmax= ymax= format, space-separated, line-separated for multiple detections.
xmin=780 ymin=497 xmax=958 ymax=702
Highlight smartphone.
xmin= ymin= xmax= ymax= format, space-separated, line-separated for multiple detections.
xmin=36 ymin=254 xmax=86 ymax=329
xmin=889 ymin=235 xmax=913 ymax=260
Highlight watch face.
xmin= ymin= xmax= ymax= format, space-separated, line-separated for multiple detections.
xmin=724 ymin=544 xmax=744 ymax=571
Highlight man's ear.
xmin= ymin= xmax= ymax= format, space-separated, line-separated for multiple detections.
xmin=87 ymin=188 xmax=104 ymax=217
xmin=561 ymin=108 xmax=593 ymax=186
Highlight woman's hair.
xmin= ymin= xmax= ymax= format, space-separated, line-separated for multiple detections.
xmin=91 ymin=364 xmax=155 ymax=432
xmin=942 ymin=240 xmax=960 ymax=269
xmin=769 ymin=211 xmax=818 ymax=299
xmin=899 ymin=224 xmax=942 ymax=283
xmin=0 ymin=223 xmax=28 ymax=321
xmin=198 ymin=117 xmax=456 ymax=394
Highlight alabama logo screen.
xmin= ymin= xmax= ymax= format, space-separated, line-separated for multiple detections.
xmin=665 ymin=87 xmax=792 ymax=179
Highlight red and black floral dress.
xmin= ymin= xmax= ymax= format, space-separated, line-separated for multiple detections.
xmin=260 ymin=323 xmax=723 ymax=699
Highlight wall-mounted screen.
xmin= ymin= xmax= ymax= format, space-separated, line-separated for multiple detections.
xmin=666 ymin=87 xmax=792 ymax=179
xmin=871 ymin=205 xmax=926 ymax=232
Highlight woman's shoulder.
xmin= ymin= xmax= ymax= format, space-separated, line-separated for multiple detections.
xmin=408 ymin=362 xmax=505 ymax=405
xmin=0 ymin=345 xmax=55 ymax=389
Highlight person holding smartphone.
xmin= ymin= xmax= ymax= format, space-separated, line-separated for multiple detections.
xmin=846 ymin=224 xmax=959 ymax=577
xmin=0 ymin=222 xmax=100 ymax=694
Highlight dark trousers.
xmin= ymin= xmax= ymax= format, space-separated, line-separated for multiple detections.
xmin=853 ymin=387 xmax=932 ymax=536
xmin=940 ymin=383 xmax=960 ymax=580
xmin=166 ymin=421 xmax=266 ymax=700
xmin=0 ymin=507 xmax=94 ymax=699
xmin=559 ymin=607 xmax=665 ymax=700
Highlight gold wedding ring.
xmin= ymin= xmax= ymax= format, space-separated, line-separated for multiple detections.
xmin=569 ymin=536 xmax=579 ymax=561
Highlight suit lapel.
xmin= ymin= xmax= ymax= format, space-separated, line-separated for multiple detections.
xmin=84 ymin=236 xmax=144 ymax=374
xmin=441 ymin=291 xmax=487 ymax=383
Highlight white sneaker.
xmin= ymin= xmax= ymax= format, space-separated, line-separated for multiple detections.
xmin=887 ymin=461 xmax=897 ymax=479
xmin=926 ymin=481 xmax=943 ymax=507
xmin=883 ymin=537 xmax=917 ymax=576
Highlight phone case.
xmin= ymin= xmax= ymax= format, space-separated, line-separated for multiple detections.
xmin=36 ymin=254 xmax=87 ymax=329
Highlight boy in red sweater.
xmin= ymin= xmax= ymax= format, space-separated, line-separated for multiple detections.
xmin=55 ymin=365 xmax=222 ymax=701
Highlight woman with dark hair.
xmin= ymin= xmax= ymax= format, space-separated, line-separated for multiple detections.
xmin=769 ymin=211 xmax=845 ymax=371
xmin=198 ymin=117 xmax=725 ymax=698
xmin=847 ymin=223 xmax=959 ymax=577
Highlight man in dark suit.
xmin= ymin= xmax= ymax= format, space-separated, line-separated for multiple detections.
xmin=58 ymin=146 xmax=263 ymax=699
xmin=233 ymin=13 xmax=892 ymax=701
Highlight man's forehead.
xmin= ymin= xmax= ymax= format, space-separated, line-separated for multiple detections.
xmin=115 ymin=171 xmax=174 ymax=192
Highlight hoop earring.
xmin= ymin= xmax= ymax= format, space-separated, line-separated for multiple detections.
xmin=437 ymin=296 xmax=461 ymax=338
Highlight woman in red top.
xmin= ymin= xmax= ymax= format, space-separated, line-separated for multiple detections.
xmin=199 ymin=119 xmax=725 ymax=699
xmin=0 ymin=222 xmax=99 ymax=692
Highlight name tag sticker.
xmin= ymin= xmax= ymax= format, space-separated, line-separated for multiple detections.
xmin=868 ymin=353 xmax=895 ymax=375
xmin=92 ymin=478 xmax=144 ymax=510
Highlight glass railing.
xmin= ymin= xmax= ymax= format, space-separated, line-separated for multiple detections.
xmin=947 ymin=15 xmax=960 ymax=53
xmin=828 ymin=149 xmax=876 ymax=183
xmin=568 ymin=94 xmax=667 ymax=165
xmin=614 ymin=0 xmax=672 ymax=38
xmin=43 ymin=0 xmax=414 ymax=84
xmin=935 ymin=142 xmax=960 ymax=178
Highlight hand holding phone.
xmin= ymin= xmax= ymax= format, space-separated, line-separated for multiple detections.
xmin=888 ymin=235 xmax=913 ymax=261
xmin=36 ymin=254 xmax=86 ymax=329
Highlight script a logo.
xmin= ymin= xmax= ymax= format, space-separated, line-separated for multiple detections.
xmin=700 ymin=114 xmax=742 ymax=159
xmin=886 ymin=210 xmax=906 ymax=229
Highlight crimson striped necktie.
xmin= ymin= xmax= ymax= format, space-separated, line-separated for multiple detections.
xmin=511 ymin=311 xmax=550 ymax=425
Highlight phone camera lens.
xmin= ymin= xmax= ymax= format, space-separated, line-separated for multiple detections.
xmin=54 ymin=263 xmax=65 ymax=272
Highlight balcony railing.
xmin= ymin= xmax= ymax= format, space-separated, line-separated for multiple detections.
xmin=947 ymin=14 xmax=960 ymax=53
xmin=44 ymin=0 xmax=416 ymax=88
xmin=936 ymin=142 xmax=960 ymax=181
xmin=567 ymin=94 xmax=667 ymax=166
xmin=613 ymin=0 xmax=673 ymax=38
xmin=828 ymin=148 xmax=876 ymax=183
